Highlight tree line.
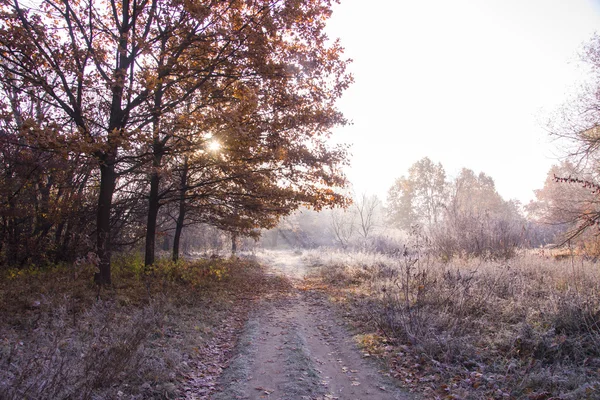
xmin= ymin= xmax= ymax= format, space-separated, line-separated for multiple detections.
xmin=0 ymin=0 xmax=352 ymax=283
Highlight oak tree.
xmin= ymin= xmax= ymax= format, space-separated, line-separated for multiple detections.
xmin=0 ymin=0 xmax=351 ymax=281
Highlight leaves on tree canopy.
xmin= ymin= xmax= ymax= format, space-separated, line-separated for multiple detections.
xmin=0 ymin=0 xmax=352 ymax=273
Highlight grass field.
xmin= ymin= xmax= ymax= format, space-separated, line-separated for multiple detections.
xmin=0 ymin=255 xmax=276 ymax=400
xmin=304 ymin=247 xmax=600 ymax=399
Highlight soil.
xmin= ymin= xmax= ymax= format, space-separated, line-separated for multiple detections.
xmin=211 ymin=251 xmax=415 ymax=400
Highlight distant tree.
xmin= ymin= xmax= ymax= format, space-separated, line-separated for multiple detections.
xmin=387 ymin=157 xmax=447 ymax=230
xmin=354 ymin=193 xmax=381 ymax=239
xmin=447 ymin=169 xmax=506 ymax=219
xmin=432 ymin=168 xmax=525 ymax=259
xmin=259 ymin=206 xmax=338 ymax=249
xmin=330 ymin=207 xmax=355 ymax=249
xmin=387 ymin=176 xmax=415 ymax=230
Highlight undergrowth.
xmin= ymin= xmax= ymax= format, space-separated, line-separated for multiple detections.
xmin=0 ymin=254 xmax=267 ymax=400
xmin=305 ymin=246 xmax=600 ymax=399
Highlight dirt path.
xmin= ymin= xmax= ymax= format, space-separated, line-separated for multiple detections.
xmin=211 ymin=251 xmax=415 ymax=400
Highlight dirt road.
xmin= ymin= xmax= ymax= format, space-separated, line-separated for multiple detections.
xmin=211 ymin=251 xmax=414 ymax=400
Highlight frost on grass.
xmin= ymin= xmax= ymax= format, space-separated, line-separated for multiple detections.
xmin=211 ymin=314 xmax=261 ymax=400
xmin=282 ymin=325 xmax=325 ymax=399
xmin=306 ymin=247 xmax=600 ymax=399
xmin=0 ymin=297 xmax=164 ymax=399
xmin=0 ymin=257 xmax=265 ymax=400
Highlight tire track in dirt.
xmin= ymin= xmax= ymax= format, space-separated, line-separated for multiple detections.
xmin=212 ymin=251 xmax=415 ymax=400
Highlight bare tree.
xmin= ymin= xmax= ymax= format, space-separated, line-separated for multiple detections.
xmin=431 ymin=168 xmax=525 ymax=259
xmin=354 ymin=193 xmax=381 ymax=240
xmin=330 ymin=208 xmax=355 ymax=249
xmin=528 ymin=161 xmax=600 ymax=245
xmin=544 ymin=34 xmax=600 ymax=243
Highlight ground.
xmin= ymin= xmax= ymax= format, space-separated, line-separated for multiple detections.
xmin=210 ymin=250 xmax=414 ymax=400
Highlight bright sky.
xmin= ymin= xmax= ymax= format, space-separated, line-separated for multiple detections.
xmin=326 ymin=0 xmax=600 ymax=205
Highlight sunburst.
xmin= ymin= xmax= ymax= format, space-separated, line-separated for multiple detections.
xmin=208 ymin=140 xmax=221 ymax=152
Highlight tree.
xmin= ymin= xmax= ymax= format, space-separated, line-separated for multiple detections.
xmin=527 ymin=161 xmax=600 ymax=245
xmin=0 ymin=0 xmax=351 ymax=282
xmin=1 ymin=0 xmax=182 ymax=282
xmin=354 ymin=193 xmax=380 ymax=239
xmin=387 ymin=157 xmax=447 ymax=230
xmin=0 ymin=73 xmax=95 ymax=266
xmin=543 ymin=34 xmax=600 ymax=243
xmin=137 ymin=0 xmax=352 ymax=267
xmin=388 ymin=160 xmax=524 ymax=259
xmin=432 ymin=168 xmax=525 ymax=259
xmin=447 ymin=169 xmax=505 ymax=219
xmin=330 ymin=207 xmax=355 ymax=249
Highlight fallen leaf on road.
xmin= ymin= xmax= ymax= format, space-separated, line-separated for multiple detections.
xmin=255 ymin=386 xmax=274 ymax=394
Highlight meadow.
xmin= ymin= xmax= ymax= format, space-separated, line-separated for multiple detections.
xmin=303 ymin=245 xmax=600 ymax=399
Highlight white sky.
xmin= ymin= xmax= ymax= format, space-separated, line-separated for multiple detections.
xmin=326 ymin=0 xmax=600 ymax=204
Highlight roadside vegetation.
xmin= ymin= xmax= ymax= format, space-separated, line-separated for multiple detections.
xmin=0 ymin=255 xmax=284 ymax=400
xmin=303 ymin=243 xmax=600 ymax=400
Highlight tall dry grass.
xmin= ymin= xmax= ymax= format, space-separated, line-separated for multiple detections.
xmin=305 ymin=246 xmax=600 ymax=399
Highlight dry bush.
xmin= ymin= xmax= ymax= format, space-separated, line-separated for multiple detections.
xmin=308 ymin=246 xmax=600 ymax=399
xmin=430 ymin=216 xmax=523 ymax=261
xmin=0 ymin=255 xmax=267 ymax=399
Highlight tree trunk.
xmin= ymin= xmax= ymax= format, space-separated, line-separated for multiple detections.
xmin=144 ymin=148 xmax=163 ymax=267
xmin=34 ymin=177 xmax=53 ymax=244
xmin=231 ymin=232 xmax=237 ymax=255
xmin=7 ymin=200 xmax=19 ymax=266
xmin=0 ymin=217 xmax=5 ymax=260
xmin=95 ymin=0 xmax=133 ymax=284
xmin=53 ymin=221 xmax=64 ymax=261
xmin=162 ymin=233 xmax=171 ymax=252
xmin=95 ymin=158 xmax=116 ymax=285
xmin=61 ymin=221 xmax=73 ymax=261
xmin=144 ymin=71 xmax=165 ymax=267
xmin=172 ymin=157 xmax=188 ymax=262
xmin=172 ymin=206 xmax=185 ymax=262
